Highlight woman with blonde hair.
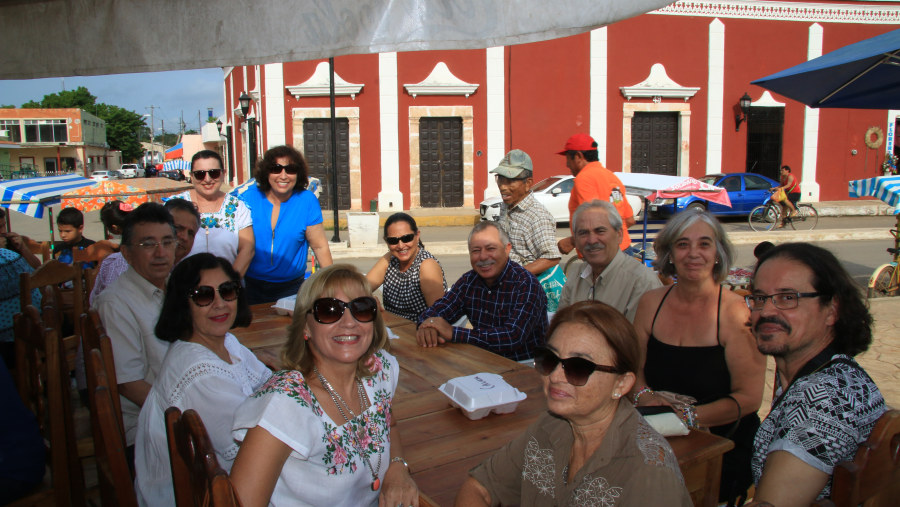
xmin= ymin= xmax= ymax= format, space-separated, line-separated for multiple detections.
xmin=231 ymin=264 xmax=418 ymax=507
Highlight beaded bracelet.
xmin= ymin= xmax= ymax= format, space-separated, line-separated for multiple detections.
xmin=632 ymin=387 xmax=654 ymax=406
xmin=680 ymin=404 xmax=698 ymax=428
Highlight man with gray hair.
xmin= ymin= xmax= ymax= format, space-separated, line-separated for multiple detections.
xmin=416 ymin=221 xmax=548 ymax=361
xmin=491 ymin=149 xmax=562 ymax=310
xmin=558 ymin=200 xmax=661 ymax=321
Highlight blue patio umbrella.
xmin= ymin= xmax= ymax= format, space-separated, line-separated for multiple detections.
xmin=752 ymin=28 xmax=900 ymax=109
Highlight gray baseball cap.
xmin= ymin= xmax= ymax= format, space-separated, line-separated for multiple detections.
xmin=490 ymin=149 xmax=533 ymax=179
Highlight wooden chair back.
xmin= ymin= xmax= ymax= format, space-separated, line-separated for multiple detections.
xmin=13 ymin=305 xmax=86 ymax=507
xmin=73 ymin=240 xmax=119 ymax=265
xmin=20 ymin=259 xmax=86 ymax=337
xmin=81 ymin=311 xmax=124 ymax=436
xmin=25 ymin=238 xmax=52 ymax=262
xmin=818 ymin=410 xmax=900 ymax=507
xmin=86 ymin=346 xmax=136 ymax=507
xmin=165 ymin=407 xmax=242 ymax=507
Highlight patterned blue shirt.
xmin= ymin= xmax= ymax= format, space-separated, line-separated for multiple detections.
xmin=418 ymin=260 xmax=548 ymax=361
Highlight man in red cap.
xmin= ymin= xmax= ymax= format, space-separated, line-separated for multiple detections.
xmin=556 ymin=133 xmax=635 ymax=255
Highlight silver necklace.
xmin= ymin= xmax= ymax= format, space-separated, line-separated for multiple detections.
xmin=314 ymin=367 xmax=382 ymax=490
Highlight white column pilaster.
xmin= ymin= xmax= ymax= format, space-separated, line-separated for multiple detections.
xmin=485 ymin=46 xmax=505 ymax=199
xmin=590 ymin=28 xmax=608 ymax=166
xmin=377 ymin=52 xmax=403 ymax=211
xmin=263 ymin=63 xmax=286 ymax=148
xmin=706 ymin=19 xmax=725 ymax=175
xmin=801 ymin=23 xmax=823 ymax=201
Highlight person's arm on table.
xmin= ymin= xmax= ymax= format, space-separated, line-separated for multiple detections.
xmin=452 ymin=278 xmax=545 ymax=358
xmin=416 ymin=279 xmax=466 ymax=348
xmin=306 ymin=223 xmax=333 ymax=267
xmin=230 ymin=426 xmax=292 ymax=507
xmin=234 ymin=226 xmax=255 ymax=276
xmin=379 ymin=427 xmax=418 ymax=507
xmin=751 ymin=451 xmax=829 ymax=507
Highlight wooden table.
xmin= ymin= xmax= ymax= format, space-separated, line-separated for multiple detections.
xmin=235 ymin=305 xmax=733 ymax=507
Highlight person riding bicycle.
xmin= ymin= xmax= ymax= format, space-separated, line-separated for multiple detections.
xmin=774 ymin=165 xmax=800 ymax=226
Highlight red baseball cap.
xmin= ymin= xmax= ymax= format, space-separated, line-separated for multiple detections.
xmin=556 ymin=133 xmax=597 ymax=155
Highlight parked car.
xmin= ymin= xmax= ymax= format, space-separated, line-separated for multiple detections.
xmin=90 ymin=170 xmax=120 ymax=182
xmin=144 ymin=166 xmax=158 ymax=178
xmin=650 ymin=172 xmax=780 ymax=217
xmin=479 ymin=174 xmax=643 ymax=224
xmin=159 ymin=170 xmax=185 ymax=181
xmin=119 ymin=164 xmax=144 ymax=178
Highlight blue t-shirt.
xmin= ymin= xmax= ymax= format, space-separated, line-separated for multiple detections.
xmin=241 ymin=185 xmax=323 ymax=283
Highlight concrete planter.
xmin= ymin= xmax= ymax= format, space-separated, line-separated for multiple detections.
xmin=347 ymin=212 xmax=380 ymax=247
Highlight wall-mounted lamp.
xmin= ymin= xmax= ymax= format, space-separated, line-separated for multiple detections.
xmin=735 ymin=92 xmax=752 ymax=132
xmin=238 ymin=92 xmax=251 ymax=117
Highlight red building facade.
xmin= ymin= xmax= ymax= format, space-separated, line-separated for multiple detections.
xmin=222 ymin=0 xmax=900 ymax=211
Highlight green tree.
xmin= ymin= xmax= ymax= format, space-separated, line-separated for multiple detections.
xmin=21 ymin=86 xmax=144 ymax=161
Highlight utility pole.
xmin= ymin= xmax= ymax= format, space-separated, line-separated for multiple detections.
xmin=146 ymin=105 xmax=157 ymax=166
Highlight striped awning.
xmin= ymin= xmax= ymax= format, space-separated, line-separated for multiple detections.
xmin=163 ymin=159 xmax=191 ymax=171
xmin=0 ymin=174 xmax=95 ymax=218
xmin=229 ymin=178 xmax=257 ymax=196
xmin=848 ymin=176 xmax=900 ymax=214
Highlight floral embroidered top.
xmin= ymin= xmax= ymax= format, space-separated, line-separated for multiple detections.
xmin=469 ymin=402 xmax=692 ymax=506
xmin=171 ymin=191 xmax=252 ymax=263
xmin=233 ymin=350 xmax=399 ymax=507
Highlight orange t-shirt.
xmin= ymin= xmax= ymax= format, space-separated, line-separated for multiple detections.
xmin=568 ymin=161 xmax=634 ymax=251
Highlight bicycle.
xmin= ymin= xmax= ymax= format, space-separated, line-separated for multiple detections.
xmin=748 ymin=190 xmax=818 ymax=232
xmin=867 ymin=216 xmax=899 ymax=298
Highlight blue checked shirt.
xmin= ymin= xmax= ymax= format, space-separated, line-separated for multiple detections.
xmin=418 ymin=260 xmax=548 ymax=361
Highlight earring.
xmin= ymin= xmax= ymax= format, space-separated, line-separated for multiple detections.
xmin=303 ymin=333 xmax=310 ymax=341
xmin=612 ymin=393 xmax=621 ymax=399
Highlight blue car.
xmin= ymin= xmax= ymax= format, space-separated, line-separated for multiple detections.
xmin=650 ymin=173 xmax=779 ymax=217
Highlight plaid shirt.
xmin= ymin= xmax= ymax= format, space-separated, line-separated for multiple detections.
xmin=418 ymin=260 xmax=548 ymax=361
xmin=498 ymin=192 xmax=560 ymax=267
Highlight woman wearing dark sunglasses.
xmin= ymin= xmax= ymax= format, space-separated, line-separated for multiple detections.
xmin=239 ymin=145 xmax=333 ymax=305
xmin=366 ymin=212 xmax=446 ymax=321
xmin=171 ymin=150 xmax=255 ymax=276
xmin=457 ymin=301 xmax=691 ymax=506
xmin=630 ymin=209 xmax=765 ymax=506
xmin=231 ymin=264 xmax=417 ymax=507
xmin=134 ymin=253 xmax=271 ymax=505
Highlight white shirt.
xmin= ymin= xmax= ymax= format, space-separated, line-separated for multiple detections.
xmin=232 ymin=351 xmax=399 ymax=507
xmin=171 ymin=191 xmax=252 ymax=264
xmin=92 ymin=267 xmax=170 ymax=445
xmin=135 ymin=335 xmax=271 ymax=506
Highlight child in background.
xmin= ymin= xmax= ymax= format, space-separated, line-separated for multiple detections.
xmin=89 ymin=201 xmax=133 ymax=304
xmin=53 ymin=207 xmax=96 ymax=269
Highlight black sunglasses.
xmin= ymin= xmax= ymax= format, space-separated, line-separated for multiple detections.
xmin=385 ymin=233 xmax=416 ymax=245
xmin=192 ymin=169 xmax=223 ymax=181
xmin=533 ymin=347 xmax=622 ymax=386
xmin=308 ymin=297 xmax=378 ymax=324
xmin=189 ymin=281 xmax=241 ymax=307
xmin=270 ymin=163 xmax=300 ymax=175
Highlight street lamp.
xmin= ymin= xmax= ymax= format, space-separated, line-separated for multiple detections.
xmin=217 ymin=119 xmax=235 ymax=182
xmin=238 ymin=91 xmax=258 ymax=172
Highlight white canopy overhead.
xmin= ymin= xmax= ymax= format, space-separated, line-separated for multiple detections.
xmin=0 ymin=0 xmax=674 ymax=79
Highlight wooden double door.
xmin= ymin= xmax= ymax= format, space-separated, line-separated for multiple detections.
xmin=419 ymin=117 xmax=463 ymax=208
xmin=631 ymin=112 xmax=678 ymax=175
xmin=304 ymin=118 xmax=350 ymax=210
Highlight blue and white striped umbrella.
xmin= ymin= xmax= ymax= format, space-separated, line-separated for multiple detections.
xmin=163 ymin=159 xmax=191 ymax=171
xmin=229 ymin=178 xmax=257 ymax=196
xmin=848 ymin=176 xmax=900 ymax=214
xmin=0 ymin=174 xmax=95 ymax=218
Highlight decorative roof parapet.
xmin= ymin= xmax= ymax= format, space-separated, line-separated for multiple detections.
xmin=404 ymin=62 xmax=479 ymax=98
xmin=653 ymin=0 xmax=900 ymax=24
xmin=286 ymin=62 xmax=364 ymax=99
xmin=620 ymin=64 xmax=700 ymax=102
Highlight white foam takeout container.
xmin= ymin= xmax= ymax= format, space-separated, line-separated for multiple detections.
xmin=273 ymin=295 xmax=297 ymax=316
xmin=438 ymin=373 xmax=527 ymax=420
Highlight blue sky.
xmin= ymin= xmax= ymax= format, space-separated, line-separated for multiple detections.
xmin=0 ymin=68 xmax=224 ymax=134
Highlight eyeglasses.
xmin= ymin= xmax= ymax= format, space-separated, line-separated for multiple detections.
xmin=192 ymin=169 xmax=223 ymax=181
xmin=308 ymin=296 xmax=378 ymax=324
xmin=133 ymin=238 xmax=178 ymax=251
xmin=189 ymin=281 xmax=242 ymax=306
xmin=745 ymin=291 xmax=821 ymax=311
xmin=385 ymin=233 xmax=416 ymax=245
xmin=270 ymin=163 xmax=300 ymax=175
xmin=533 ymin=347 xmax=621 ymax=387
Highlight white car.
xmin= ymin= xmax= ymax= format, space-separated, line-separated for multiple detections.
xmin=479 ymin=175 xmax=643 ymax=224
xmin=119 ymin=164 xmax=144 ymax=178
xmin=90 ymin=170 xmax=120 ymax=182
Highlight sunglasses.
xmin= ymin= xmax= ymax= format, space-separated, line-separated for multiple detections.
xmin=189 ymin=281 xmax=241 ymax=306
xmin=192 ymin=169 xmax=223 ymax=181
xmin=270 ymin=163 xmax=300 ymax=175
xmin=308 ymin=297 xmax=378 ymax=324
xmin=385 ymin=233 xmax=416 ymax=245
xmin=533 ymin=347 xmax=622 ymax=386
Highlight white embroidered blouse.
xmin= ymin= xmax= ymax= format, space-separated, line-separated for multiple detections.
xmin=134 ymin=334 xmax=271 ymax=507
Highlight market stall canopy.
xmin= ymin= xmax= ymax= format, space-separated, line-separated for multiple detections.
xmin=849 ymin=175 xmax=900 ymax=214
xmin=0 ymin=174 xmax=94 ymax=218
xmin=163 ymin=160 xmax=191 ymax=171
xmin=752 ymin=28 xmax=900 ymax=109
xmin=616 ymin=173 xmax=731 ymax=207
xmin=59 ymin=180 xmax=150 ymax=212
xmin=0 ymin=0 xmax=675 ymax=79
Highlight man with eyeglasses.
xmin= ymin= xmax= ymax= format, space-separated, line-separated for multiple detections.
xmin=491 ymin=149 xmax=562 ymax=311
xmin=746 ymin=243 xmax=885 ymax=506
xmin=92 ymin=202 xmax=177 ymax=460
xmin=416 ymin=221 xmax=548 ymax=361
